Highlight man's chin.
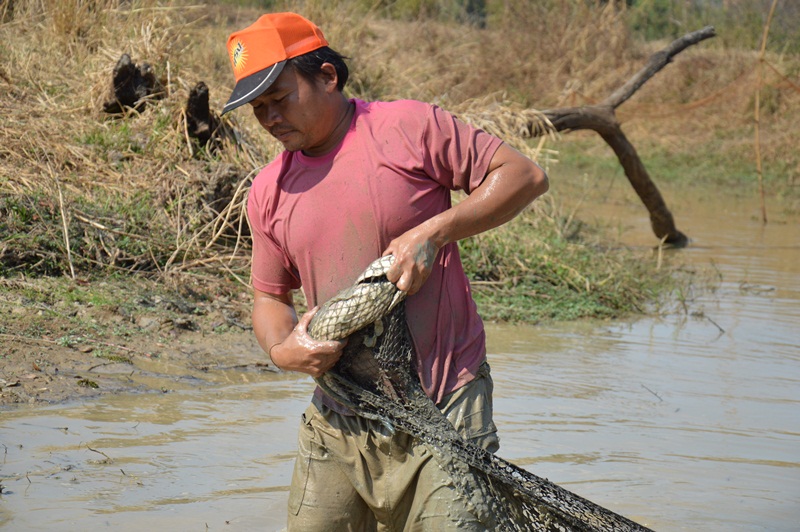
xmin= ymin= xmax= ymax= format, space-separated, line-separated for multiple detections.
xmin=281 ymin=140 xmax=307 ymax=153
xmin=271 ymin=131 xmax=299 ymax=150
xmin=273 ymin=138 xmax=299 ymax=152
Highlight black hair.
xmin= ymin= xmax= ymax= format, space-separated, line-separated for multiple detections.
xmin=288 ymin=46 xmax=349 ymax=91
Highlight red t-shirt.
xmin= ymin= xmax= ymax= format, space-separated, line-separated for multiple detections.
xmin=247 ymin=99 xmax=503 ymax=405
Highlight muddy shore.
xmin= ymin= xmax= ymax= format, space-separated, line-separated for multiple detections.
xmin=0 ymin=276 xmax=275 ymax=408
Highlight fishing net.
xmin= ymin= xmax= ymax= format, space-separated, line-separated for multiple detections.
xmin=307 ymin=256 xmax=653 ymax=531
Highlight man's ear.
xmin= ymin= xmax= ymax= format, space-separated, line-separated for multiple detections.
xmin=319 ymin=62 xmax=339 ymax=93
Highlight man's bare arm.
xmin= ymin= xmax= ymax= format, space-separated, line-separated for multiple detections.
xmin=384 ymin=143 xmax=549 ymax=294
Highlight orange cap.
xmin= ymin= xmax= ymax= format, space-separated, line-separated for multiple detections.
xmin=222 ymin=13 xmax=328 ymax=114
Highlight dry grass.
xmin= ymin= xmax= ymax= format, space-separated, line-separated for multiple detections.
xmin=0 ymin=1 xmax=273 ymax=283
xmin=0 ymin=0 xmax=797 ymax=296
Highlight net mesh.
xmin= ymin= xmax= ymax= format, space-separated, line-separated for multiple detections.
xmin=307 ymin=257 xmax=652 ymax=531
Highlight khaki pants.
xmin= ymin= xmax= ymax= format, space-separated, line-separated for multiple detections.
xmin=287 ymin=365 xmax=499 ymax=531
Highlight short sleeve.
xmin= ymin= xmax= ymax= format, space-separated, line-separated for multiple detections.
xmin=246 ymin=183 xmax=301 ymax=295
xmin=419 ymin=104 xmax=503 ymax=194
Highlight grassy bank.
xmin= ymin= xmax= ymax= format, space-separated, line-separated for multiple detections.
xmin=1 ymin=0 xmax=797 ymax=331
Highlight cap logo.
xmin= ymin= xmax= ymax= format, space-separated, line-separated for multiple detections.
xmin=231 ymin=40 xmax=248 ymax=73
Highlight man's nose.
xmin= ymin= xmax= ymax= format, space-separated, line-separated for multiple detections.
xmin=256 ymin=104 xmax=281 ymax=127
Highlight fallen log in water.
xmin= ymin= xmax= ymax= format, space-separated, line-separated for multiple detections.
xmin=536 ymin=26 xmax=717 ymax=246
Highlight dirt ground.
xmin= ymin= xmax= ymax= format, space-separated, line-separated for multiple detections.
xmin=0 ymin=275 xmax=277 ymax=408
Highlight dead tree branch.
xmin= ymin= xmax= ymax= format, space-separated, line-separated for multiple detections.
xmin=539 ymin=26 xmax=717 ymax=246
xmin=605 ymin=26 xmax=717 ymax=109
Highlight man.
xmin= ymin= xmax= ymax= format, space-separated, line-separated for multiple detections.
xmin=222 ymin=12 xmax=548 ymax=531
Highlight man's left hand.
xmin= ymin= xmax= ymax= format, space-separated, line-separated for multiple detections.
xmin=383 ymin=229 xmax=439 ymax=295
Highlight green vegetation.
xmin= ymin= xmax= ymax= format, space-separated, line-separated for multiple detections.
xmin=627 ymin=0 xmax=800 ymax=53
xmin=1 ymin=0 xmax=797 ymax=327
xmin=460 ymin=198 xmax=678 ymax=322
xmin=77 ymin=378 xmax=100 ymax=389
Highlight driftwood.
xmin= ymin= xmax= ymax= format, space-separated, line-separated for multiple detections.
xmin=538 ymin=26 xmax=717 ymax=246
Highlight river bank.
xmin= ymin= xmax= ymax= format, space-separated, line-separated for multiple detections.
xmin=0 ymin=275 xmax=266 ymax=407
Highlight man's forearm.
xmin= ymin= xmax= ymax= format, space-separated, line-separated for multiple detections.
xmin=383 ymin=145 xmax=547 ymax=295
xmin=252 ymin=291 xmax=298 ymax=361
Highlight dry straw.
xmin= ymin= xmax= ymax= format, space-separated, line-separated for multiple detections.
xmin=2 ymin=1 xmax=796 ymax=291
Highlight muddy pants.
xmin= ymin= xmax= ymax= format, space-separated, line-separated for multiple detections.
xmin=287 ymin=365 xmax=499 ymax=531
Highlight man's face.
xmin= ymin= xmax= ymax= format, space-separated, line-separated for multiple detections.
xmin=248 ymin=64 xmax=338 ymax=156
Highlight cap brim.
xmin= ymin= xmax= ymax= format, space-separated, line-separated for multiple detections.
xmin=221 ymin=60 xmax=286 ymax=115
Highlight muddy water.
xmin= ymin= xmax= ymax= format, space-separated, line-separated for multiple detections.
xmin=2 ymin=186 xmax=799 ymax=531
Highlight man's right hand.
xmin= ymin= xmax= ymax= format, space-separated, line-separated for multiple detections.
xmin=268 ymin=306 xmax=347 ymax=378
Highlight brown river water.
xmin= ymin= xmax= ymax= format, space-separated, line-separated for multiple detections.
xmin=1 ymin=182 xmax=798 ymax=531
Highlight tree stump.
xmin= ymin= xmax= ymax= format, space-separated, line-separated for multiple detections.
xmin=102 ymin=53 xmax=164 ymax=114
xmin=185 ymin=81 xmax=225 ymax=151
